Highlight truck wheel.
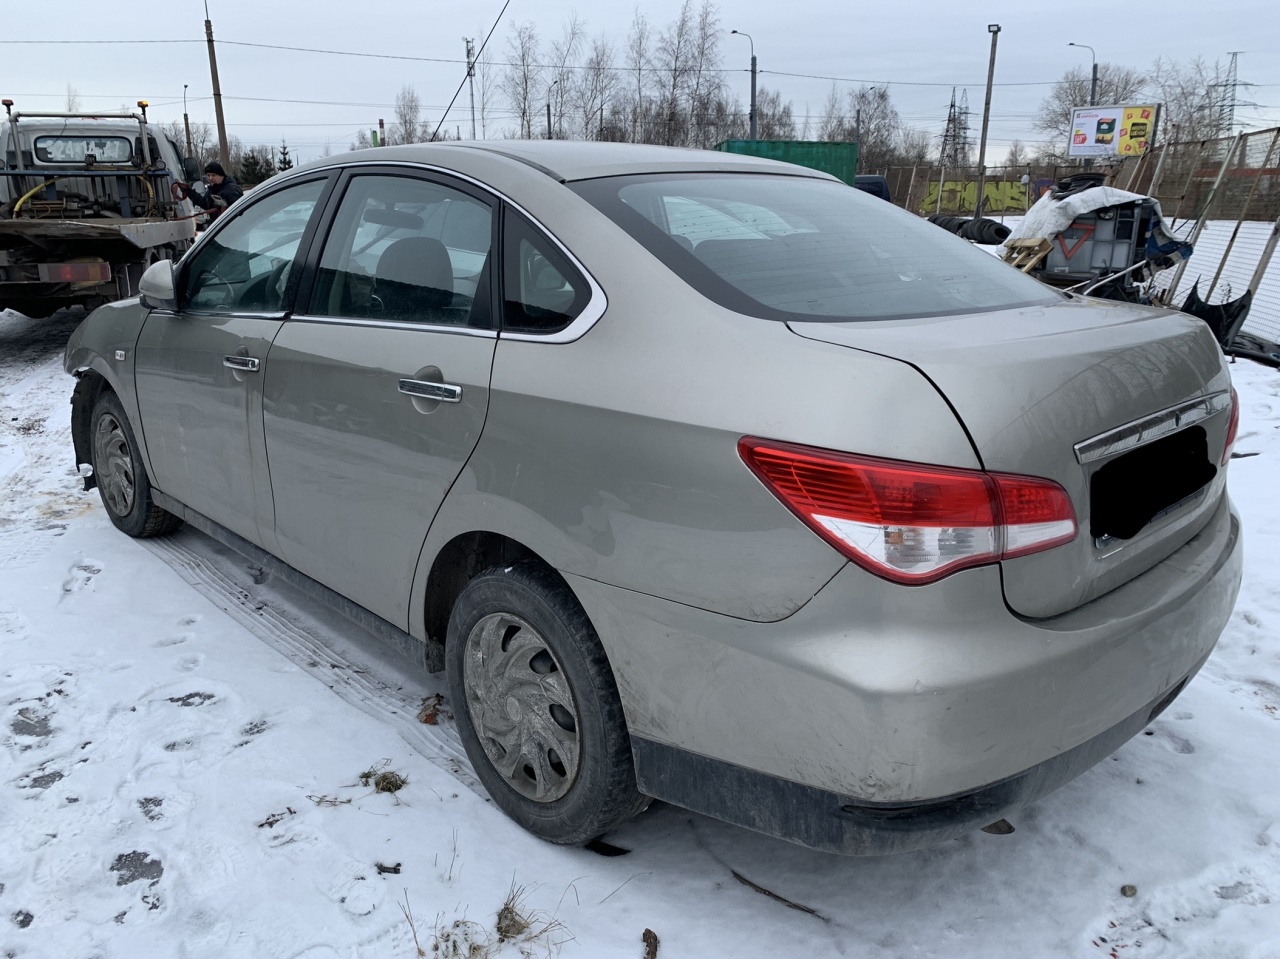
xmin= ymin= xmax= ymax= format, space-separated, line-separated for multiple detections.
xmin=89 ymin=392 xmax=182 ymax=538
xmin=446 ymin=562 xmax=648 ymax=845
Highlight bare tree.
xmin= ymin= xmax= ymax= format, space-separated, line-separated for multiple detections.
xmin=756 ymin=88 xmax=795 ymax=141
xmin=685 ymin=0 xmax=726 ymax=148
xmin=350 ymin=128 xmax=372 ymax=151
xmin=816 ymin=84 xmax=846 ymax=141
xmin=66 ymin=84 xmax=81 ymax=112
xmin=160 ymin=119 xmax=217 ymax=167
xmin=1148 ymin=56 xmax=1229 ymax=142
xmin=500 ymin=22 xmax=543 ymax=138
xmin=847 ymin=86 xmax=901 ymax=171
xmin=575 ymin=34 xmax=619 ymax=139
xmin=547 ymin=14 xmax=585 ymax=139
xmin=1003 ymin=139 xmax=1029 ymax=168
xmin=391 ymin=85 xmax=427 ymax=144
xmin=624 ymin=9 xmax=656 ymax=143
xmin=898 ymin=125 xmax=934 ymax=164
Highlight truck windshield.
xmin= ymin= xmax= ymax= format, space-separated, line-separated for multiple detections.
xmin=34 ymin=136 xmax=133 ymax=164
xmin=571 ymin=173 xmax=1058 ymax=322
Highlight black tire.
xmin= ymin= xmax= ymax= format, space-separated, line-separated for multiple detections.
xmin=89 ymin=391 xmax=182 ymax=538
xmin=446 ymin=562 xmax=647 ymax=844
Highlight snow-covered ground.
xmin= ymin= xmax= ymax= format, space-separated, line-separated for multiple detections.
xmin=2 ymin=307 xmax=1279 ymax=958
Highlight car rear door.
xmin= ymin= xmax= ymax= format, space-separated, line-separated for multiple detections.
xmin=260 ymin=168 xmax=497 ymax=629
xmin=134 ymin=175 xmax=332 ymax=550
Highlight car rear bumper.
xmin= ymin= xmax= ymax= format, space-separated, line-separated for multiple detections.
xmin=631 ymin=662 xmax=1204 ymax=855
xmin=567 ymin=492 xmax=1242 ymax=853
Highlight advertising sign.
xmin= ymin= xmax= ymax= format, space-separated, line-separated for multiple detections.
xmin=1067 ymin=105 xmax=1158 ymax=158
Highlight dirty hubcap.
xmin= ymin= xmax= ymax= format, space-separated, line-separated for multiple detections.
xmin=462 ymin=612 xmax=581 ymax=802
xmin=93 ymin=413 xmax=135 ymax=518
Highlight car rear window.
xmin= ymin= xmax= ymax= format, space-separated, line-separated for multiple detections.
xmin=571 ymin=173 xmax=1057 ymax=322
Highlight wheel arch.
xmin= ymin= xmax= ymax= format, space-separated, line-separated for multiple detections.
xmin=421 ymin=530 xmax=546 ymax=669
xmin=70 ymin=366 xmax=115 ymax=491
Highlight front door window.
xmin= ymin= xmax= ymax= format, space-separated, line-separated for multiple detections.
xmin=182 ymin=179 xmax=325 ymax=313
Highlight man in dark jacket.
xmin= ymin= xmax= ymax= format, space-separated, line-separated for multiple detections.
xmin=179 ymin=161 xmax=244 ymax=220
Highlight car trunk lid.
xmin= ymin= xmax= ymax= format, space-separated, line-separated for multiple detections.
xmin=788 ymin=296 xmax=1233 ymax=618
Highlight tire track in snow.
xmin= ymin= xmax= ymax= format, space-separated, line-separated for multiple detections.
xmin=138 ymin=533 xmax=484 ymax=798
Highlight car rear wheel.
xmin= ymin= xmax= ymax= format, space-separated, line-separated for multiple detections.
xmin=446 ymin=562 xmax=647 ymax=844
xmin=90 ymin=391 xmax=182 ymax=538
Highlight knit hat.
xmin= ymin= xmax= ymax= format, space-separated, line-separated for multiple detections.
xmin=204 ymin=161 xmax=226 ymax=176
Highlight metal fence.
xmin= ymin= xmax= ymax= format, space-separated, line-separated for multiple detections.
xmin=876 ymin=128 xmax=1280 ymax=223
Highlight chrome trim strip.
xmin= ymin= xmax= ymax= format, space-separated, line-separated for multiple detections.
xmin=288 ymin=314 xmax=499 ymax=338
xmin=398 ymin=379 xmax=462 ymax=403
xmin=1074 ymin=390 xmax=1231 ymax=465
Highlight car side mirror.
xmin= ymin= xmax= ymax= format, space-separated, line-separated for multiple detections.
xmin=182 ymin=157 xmax=201 ymax=181
xmin=139 ymin=259 xmax=178 ymax=311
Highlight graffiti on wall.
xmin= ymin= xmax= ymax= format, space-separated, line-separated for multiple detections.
xmin=919 ymin=180 xmax=1030 ymax=214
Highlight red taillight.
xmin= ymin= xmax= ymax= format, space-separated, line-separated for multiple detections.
xmin=1221 ymin=386 xmax=1240 ymax=466
xmin=738 ymin=437 xmax=1077 ymax=585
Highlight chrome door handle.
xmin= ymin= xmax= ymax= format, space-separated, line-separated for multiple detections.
xmin=398 ymin=379 xmax=462 ymax=403
xmin=223 ymin=355 xmax=261 ymax=372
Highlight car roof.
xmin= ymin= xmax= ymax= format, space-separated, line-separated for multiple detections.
xmin=297 ymin=140 xmax=839 ymax=185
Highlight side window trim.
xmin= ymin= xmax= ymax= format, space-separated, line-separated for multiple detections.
xmin=176 ymin=172 xmax=337 ymax=318
xmin=498 ymin=201 xmax=607 ymax=345
xmin=292 ymin=165 xmax=500 ymax=332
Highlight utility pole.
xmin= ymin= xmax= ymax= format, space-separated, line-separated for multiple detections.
xmin=203 ymin=3 xmax=231 ymax=173
xmin=464 ymin=38 xmax=477 ymax=140
xmin=973 ymin=24 xmax=1001 ymax=220
xmin=731 ymin=30 xmax=757 ymax=140
xmin=182 ymin=83 xmax=193 ymax=158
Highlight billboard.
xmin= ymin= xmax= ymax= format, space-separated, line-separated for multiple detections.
xmin=1067 ymin=105 xmax=1158 ymax=158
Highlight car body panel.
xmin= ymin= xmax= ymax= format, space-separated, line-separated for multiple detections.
xmin=263 ymin=319 xmax=496 ymax=628
xmin=63 ymin=297 xmax=152 ymax=471
xmin=790 ymin=297 xmax=1233 ymax=618
xmin=135 ymin=311 xmax=284 ymax=551
xmin=569 ymin=492 xmax=1240 ymax=804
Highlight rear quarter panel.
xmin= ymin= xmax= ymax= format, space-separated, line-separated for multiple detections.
xmin=413 ymin=178 xmax=983 ymax=624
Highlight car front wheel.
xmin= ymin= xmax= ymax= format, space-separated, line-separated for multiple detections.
xmin=89 ymin=391 xmax=182 ymax=538
xmin=446 ymin=562 xmax=647 ymax=844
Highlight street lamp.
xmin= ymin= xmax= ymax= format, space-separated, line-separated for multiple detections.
xmin=545 ymin=79 xmax=559 ymax=139
xmin=973 ymin=24 xmax=1001 ymax=219
xmin=182 ymin=83 xmax=193 ymax=158
xmin=1068 ymin=42 xmax=1099 ymax=106
xmin=731 ymin=30 xmax=757 ymax=141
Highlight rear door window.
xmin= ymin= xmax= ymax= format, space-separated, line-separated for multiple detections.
xmin=307 ymin=174 xmax=494 ymax=327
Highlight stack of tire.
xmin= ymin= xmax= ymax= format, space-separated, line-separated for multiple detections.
xmin=927 ymin=214 xmax=1012 ymax=246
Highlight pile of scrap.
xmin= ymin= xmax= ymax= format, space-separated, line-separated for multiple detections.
xmin=997 ymin=174 xmax=1191 ymax=302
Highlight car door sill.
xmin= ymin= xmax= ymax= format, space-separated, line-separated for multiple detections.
xmin=151 ymin=490 xmax=443 ymax=673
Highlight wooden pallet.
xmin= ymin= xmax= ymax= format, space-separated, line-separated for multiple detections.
xmin=1001 ymin=237 xmax=1052 ymax=273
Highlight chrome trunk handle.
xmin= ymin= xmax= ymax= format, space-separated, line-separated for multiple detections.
xmin=398 ymin=378 xmax=462 ymax=403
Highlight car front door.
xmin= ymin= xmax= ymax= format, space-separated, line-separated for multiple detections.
xmin=134 ymin=176 xmax=331 ymax=550
xmin=261 ymin=169 xmax=497 ymax=628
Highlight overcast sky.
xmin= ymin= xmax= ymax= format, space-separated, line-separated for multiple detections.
xmin=4 ymin=0 xmax=1277 ymax=164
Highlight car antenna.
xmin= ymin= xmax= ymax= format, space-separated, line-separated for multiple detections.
xmin=428 ymin=0 xmax=512 ymax=144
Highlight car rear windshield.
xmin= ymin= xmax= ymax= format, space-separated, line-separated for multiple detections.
xmin=570 ymin=173 xmax=1058 ymax=322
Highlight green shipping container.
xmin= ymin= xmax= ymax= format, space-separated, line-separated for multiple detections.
xmin=714 ymin=140 xmax=860 ymax=185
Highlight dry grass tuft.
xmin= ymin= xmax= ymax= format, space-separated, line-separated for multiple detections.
xmin=358 ymin=759 xmax=408 ymax=794
xmin=495 ymin=885 xmax=532 ymax=942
